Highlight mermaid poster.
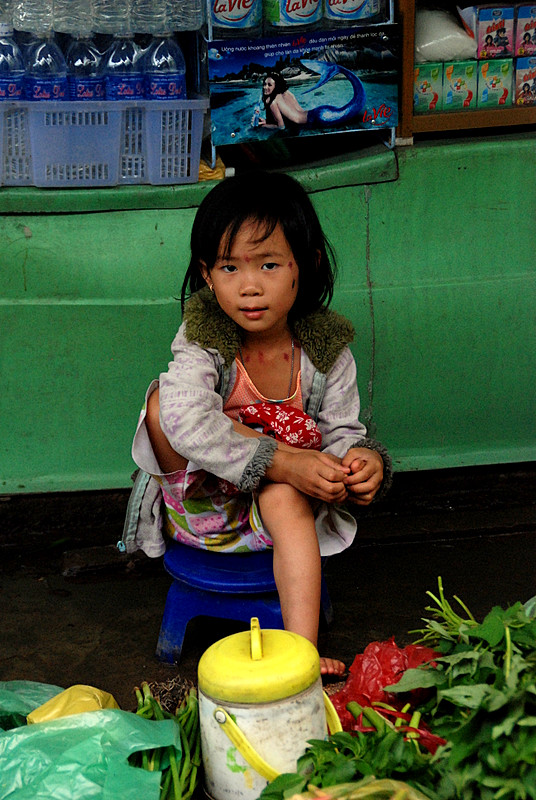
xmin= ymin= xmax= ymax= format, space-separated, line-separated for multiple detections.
xmin=206 ymin=25 xmax=399 ymax=145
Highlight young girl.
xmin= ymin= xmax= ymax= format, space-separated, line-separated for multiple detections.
xmin=132 ymin=171 xmax=392 ymax=675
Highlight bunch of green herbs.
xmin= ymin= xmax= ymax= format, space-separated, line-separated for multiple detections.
xmin=387 ymin=578 xmax=536 ymax=799
xmin=260 ymin=722 xmax=442 ymax=800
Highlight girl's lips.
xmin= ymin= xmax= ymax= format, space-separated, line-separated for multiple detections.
xmin=240 ymin=308 xmax=266 ymax=320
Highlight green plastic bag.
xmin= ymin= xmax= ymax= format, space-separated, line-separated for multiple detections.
xmin=0 ymin=708 xmax=181 ymax=800
xmin=0 ymin=680 xmax=64 ymax=730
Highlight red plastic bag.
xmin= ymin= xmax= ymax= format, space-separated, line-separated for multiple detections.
xmin=330 ymin=637 xmax=438 ymax=731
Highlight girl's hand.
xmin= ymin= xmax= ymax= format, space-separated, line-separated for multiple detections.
xmin=268 ymin=448 xmax=350 ymax=504
xmin=342 ymin=447 xmax=384 ymax=506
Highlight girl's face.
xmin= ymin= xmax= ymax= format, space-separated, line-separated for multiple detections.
xmin=263 ymin=77 xmax=276 ymax=96
xmin=202 ymin=220 xmax=299 ymax=340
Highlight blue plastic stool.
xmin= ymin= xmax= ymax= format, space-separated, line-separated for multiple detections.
xmin=156 ymin=540 xmax=333 ymax=663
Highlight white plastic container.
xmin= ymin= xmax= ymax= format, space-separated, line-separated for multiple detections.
xmin=198 ymin=618 xmax=341 ymax=800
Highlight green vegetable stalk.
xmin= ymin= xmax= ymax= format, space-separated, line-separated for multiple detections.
xmin=130 ymin=681 xmax=201 ymax=800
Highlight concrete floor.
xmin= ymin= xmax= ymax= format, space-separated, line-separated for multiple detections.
xmin=1 ymin=463 xmax=535 ymax=711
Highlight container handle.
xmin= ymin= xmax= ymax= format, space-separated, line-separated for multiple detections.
xmin=250 ymin=617 xmax=263 ymax=661
xmin=213 ymin=706 xmax=279 ymax=782
xmin=323 ymin=692 xmax=343 ymax=734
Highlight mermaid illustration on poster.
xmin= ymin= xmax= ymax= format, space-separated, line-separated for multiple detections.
xmin=207 ymin=25 xmax=398 ymax=145
xmin=254 ymin=63 xmax=367 ymax=130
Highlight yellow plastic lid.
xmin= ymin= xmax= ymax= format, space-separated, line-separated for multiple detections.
xmin=198 ymin=618 xmax=320 ymax=703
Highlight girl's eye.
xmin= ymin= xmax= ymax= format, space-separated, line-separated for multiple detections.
xmin=220 ymin=264 xmax=237 ymax=273
xmin=261 ymin=262 xmax=278 ymax=271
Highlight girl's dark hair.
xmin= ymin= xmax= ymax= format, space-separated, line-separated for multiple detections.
xmin=180 ymin=171 xmax=336 ymax=320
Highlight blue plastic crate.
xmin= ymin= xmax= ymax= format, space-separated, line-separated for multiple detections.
xmin=2 ymin=104 xmax=32 ymax=186
xmin=0 ymin=98 xmax=209 ymax=187
xmin=143 ymin=99 xmax=208 ymax=185
xmin=27 ymin=101 xmax=122 ymax=187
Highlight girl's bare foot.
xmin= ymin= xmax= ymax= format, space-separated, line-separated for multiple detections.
xmin=320 ymin=656 xmax=346 ymax=676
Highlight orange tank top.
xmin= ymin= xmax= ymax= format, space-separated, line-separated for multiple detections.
xmin=224 ymin=358 xmax=303 ymax=421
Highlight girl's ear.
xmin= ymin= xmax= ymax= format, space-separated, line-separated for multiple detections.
xmin=200 ymin=262 xmax=214 ymax=292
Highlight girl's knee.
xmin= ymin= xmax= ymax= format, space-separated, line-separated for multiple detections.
xmin=258 ymin=482 xmax=312 ymax=520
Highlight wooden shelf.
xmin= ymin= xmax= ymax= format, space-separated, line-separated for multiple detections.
xmin=412 ymin=105 xmax=536 ymax=132
xmin=396 ymin=0 xmax=536 ymax=140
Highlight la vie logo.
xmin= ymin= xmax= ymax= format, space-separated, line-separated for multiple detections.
xmin=362 ymin=103 xmax=393 ymax=123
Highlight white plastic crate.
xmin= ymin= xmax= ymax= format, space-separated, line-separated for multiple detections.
xmin=0 ymin=98 xmax=208 ymax=188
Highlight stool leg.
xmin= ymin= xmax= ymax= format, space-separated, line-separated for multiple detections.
xmin=156 ymin=579 xmax=285 ymax=664
xmin=156 ymin=580 xmax=191 ymax=663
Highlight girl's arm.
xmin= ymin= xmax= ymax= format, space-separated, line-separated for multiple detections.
xmin=314 ymin=347 xmax=393 ymax=500
xmin=232 ymin=419 xmax=349 ymax=504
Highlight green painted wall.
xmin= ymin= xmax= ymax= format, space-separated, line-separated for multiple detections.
xmin=1 ymin=133 xmax=534 ymax=493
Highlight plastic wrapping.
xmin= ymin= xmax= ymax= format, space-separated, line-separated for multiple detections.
xmin=0 ymin=680 xmax=63 ymax=731
xmin=27 ymin=684 xmax=120 ymax=724
xmin=0 ymin=708 xmax=181 ymax=800
xmin=415 ymin=9 xmax=477 ymax=63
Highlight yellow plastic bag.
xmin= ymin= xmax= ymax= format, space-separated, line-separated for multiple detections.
xmin=198 ymin=154 xmax=227 ymax=182
xmin=27 ymin=684 xmax=119 ymax=724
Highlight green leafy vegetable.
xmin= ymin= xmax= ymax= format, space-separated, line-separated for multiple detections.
xmin=388 ymin=579 xmax=536 ymax=799
xmin=129 ymin=682 xmax=201 ymax=800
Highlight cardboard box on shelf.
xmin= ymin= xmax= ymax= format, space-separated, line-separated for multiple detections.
xmin=514 ymin=55 xmax=536 ymax=104
xmin=477 ymin=7 xmax=515 ymax=59
xmin=442 ymin=59 xmax=477 ymax=109
xmin=514 ymin=5 xmax=536 ymax=56
xmin=477 ymin=58 xmax=513 ymax=105
xmin=414 ymin=61 xmax=443 ymax=113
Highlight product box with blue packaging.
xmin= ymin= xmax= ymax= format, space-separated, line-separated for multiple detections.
xmin=515 ymin=56 xmax=536 ymax=103
xmin=477 ymin=7 xmax=515 ymax=59
xmin=515 ymin=5 xmax=536 ymax=56
xmin=206 ymin=24 xmax=399 ymax=146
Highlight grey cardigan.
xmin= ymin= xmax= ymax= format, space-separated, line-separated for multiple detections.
xmin=121 ymin=289 xmax=392 ymax=556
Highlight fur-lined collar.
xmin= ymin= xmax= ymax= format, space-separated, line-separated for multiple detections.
xmin=183 ymin=287 xmax=354 ymax=374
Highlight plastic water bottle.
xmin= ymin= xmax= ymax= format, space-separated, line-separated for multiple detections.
xmin=66 ymin=34 xmax=105 ymax=100
xmin=263 ymin=0 xmax=322 ymax=35
xmin=0 ymin=0 xmax=14 ymax=25
xmin=53 ymin=0 xmax=95 ymax=36
xmin=251 ymin=103 xmax=260 ymax=127
xmin=24 ymin=34 xmax=67 ymax=100
xmin=143 ymin=33 xmax=186 ymax=99
xmin=103 ymin=34 xmax=144 ymax=100
xmin=210 ymin=0 xmax=262 ymax=38
xmin=13 ymin=0 xmax=53 ymax=36
xmin=324 ymin=0 xmax=381 ymax=27
xmin=93 ymin=0 xmax=131 ymax=35
xmin=251 ymin=93 xmax=262 ymax=127
xmin=167 ymin=0 xmax=205 ymax=32
xmin=0 ymin=22 xmax=24 ymax=99
xmin=131 ymin=0 xmax=167 ymax=33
